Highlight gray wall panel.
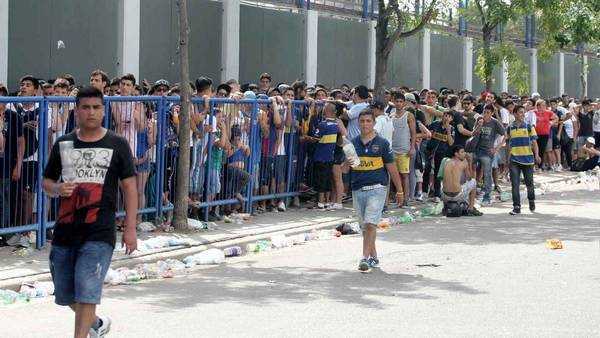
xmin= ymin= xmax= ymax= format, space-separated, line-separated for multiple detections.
xmin=140 ymin=0 xmax=221 ymax=85
xmin=588 ymin=57 xmax=600 ymax=99
xmin=430 ymin=33 xmax=462 ymax=91
xmin=564 ymin=53 xmax=583 ymax=97
xmin=317 ymin=16 xmax=368 ymax=88
xmin=538 ymin=54 xmax=559 ymax=97
xmin=239 ymin=5 xmax=305 ymax=85
xmin=8 ymin=0 xmax=119 ymax=91
xmin=388 ymin=34 xmax=421 ymax=89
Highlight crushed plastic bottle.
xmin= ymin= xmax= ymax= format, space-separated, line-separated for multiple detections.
xmin=19 ymin=281 xmax=54 ymax=298
xmin=341 ymin=137 xmax=360 ymax=168
xmin=399 ymin=212 xmax=415 ymax=224
xmin=271 ymin=235 xmax=291 ymax=249
xmin=431 ymin=201 xmax=444 ymax=216
xmin=377 ymin=219 xmax=391 ymax=230
xmin=223 ymin=246 xmax=242 ymax=257
xmin=0 ymin=289 xmax=29 ymax=305
xmin=183 ymin=248 xmax=225 ymax=267
xmin=304 ymin=231 xmax=318 ymax=241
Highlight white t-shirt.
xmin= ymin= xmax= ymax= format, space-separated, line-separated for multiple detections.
xmin=500 ymin=107 xmax=510 ymax=125
xmin=563 ymin=116 xmax=576 ymax=139
xmin=374 ymin=114 xmax=394 ymax=146
xmin=525 ymin=110 xmax=537 ymax=128
xmin=346 ymin=101 xmax=369 ymax=140
xmin=592 ymin=110 xmax=600 ymax=133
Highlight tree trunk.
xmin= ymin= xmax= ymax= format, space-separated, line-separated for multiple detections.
xmin=173 ymin=0 xmax=191 ymax=230
xmin=482 ymin=28 xmax=493 ymax=92
xmin=579 ymin=51 xmax=587 ymax=98
xmin=374 ymin=49 xmax=389 ymax=101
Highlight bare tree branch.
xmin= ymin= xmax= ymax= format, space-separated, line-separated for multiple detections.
xmin=382 ymin=0 xmax=438 ymax=55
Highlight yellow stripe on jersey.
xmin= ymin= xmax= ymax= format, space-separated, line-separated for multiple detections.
xmin=354 ymin=156 xmax=384 ymax=171
xmin=319 ymin=134 xmax=337 ymax=144
xmin=509 ymin=128 xmax=530 ymax=139
xmin=510 ymin=145 xmax=534 ymax=157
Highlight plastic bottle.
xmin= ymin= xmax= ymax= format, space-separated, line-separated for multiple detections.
xmin=246 ymin=243 xmax=258 ymax=253
xmin=341 ymin=137 xmax=360 ymax=168
xmin=223 ymin=246 xmax=242 ymax=257
xmin=304 ymin=231 xmax=318 ymax=241
xmin=271 ymin=235 xmax=289 ymax=249
xmin=432 ymin=201 xmax=444 ymax=215
xmin=399 ymin=212 xmax=414 ymax=224
xmin=59 ymin=140 xmax=76 ymax=182
xmin=182 ymin=248 xmax=225 ymax=267
xmin=0 ymin=289 xmax=27 ymax=305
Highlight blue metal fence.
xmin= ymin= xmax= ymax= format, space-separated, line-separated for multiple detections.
xmin=0 ymin=95 xmax=319 ymax=248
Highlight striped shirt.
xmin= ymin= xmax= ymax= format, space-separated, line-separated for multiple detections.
xmin=508 ymin=121 xmax=537 ymax=165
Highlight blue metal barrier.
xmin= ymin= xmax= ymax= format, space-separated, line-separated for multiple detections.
xmin=0 ymin=95 xmax=321 ymax=248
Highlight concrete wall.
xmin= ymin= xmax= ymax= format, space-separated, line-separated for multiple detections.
xmin=317 ymin=16 xmax=369 ymax=88
xmin=564 ymin=53 xmax=583 ymax=97
xmin=430 ymin=32 xmax=462 ymax=91
xmin=387 ymin=34 xmax=421 ymax=89
xmin=538 ymin=54 xmax=559 ymax=97
xmin=7 ymin=0 xmax=120 ymax=91
xmin=140 ymin=0 xmax=222 ymax=85
xmin=239 ymin=5 xmax=305 ymax=85
xmin=589 ymin=57 xmax=600 ymax=99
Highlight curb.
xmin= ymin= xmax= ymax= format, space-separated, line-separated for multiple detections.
xmin=0 ymin=216 xmax=355 ymax=291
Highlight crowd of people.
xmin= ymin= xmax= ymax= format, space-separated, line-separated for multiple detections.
xmin=1 ymin=70 xmax=600 ymax=247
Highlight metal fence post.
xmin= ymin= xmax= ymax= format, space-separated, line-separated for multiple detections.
xmin=154 ymin=96 xmax=166 ymax=222
xmin=36 ymin=97 xmax=48 ymax=249
xmin=245 ymin=100 xmax=259 ymax=214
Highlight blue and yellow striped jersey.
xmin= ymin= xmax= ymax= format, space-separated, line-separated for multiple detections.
xmin=508 ymin=122 xmax=537 ymax=165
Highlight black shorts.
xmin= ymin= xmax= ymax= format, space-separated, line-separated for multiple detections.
xmin=313 ymin=162 xmax=333 ymax=193
xmin=551 ymin=128 xmax=561 ymax=150
xmin=537 ymin=135 xmax=549 ymax=157
xmin=333 ymin=146 xmax=345 ymax=165
xmin=273 ymin=155 xmax=287 ymax=183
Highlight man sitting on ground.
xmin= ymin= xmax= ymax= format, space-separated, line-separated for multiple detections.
xmin=441 ymin=145 xmax=483 ymax=217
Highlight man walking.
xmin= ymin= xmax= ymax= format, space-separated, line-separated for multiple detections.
xmin=473 ymin=104 xmax=505 ymax=206
xmin=43 ymin=87 xmax=138 ymax=338
xmin=506 ymin=105 xmax=541 ymax=215
xmin=351 ymin=109 xmax=403 ymax=273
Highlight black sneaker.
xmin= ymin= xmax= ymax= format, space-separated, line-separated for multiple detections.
xmin=358 ymin=259 xmax=371 ymax=273
xmin=509 ymin=208 xmax=521 ymax=215
xmin=368 ymin=257 xmax=380 ymax=268
xmin=529 ymin=200 xmax=536 ymax=212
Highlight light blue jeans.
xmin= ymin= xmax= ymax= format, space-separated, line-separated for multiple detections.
xmin=476 ymin=154 xmax=493 ymax=201
xmin=352 ymin=186 xmax=387 ymax=230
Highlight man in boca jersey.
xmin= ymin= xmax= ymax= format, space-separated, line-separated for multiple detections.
xmin=350 ymin=108 xmax=404 ymax=273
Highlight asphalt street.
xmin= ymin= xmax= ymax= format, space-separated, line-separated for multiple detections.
xmin=1 ymin=184 xmax=599 ymax=337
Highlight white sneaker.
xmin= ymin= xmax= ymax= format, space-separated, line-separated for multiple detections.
xmin=89 ymin=316 xmax=111 ymax=338
xmin=317 ymin=202 xmax=326 ymax=209
xmin=328 ymin=203 xmax=343 ymax=210
xmin=277 ymin=201 xmax=286 ymax=212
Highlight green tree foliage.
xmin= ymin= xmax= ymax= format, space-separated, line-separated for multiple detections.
xmin=463 ymin=0 xmax=532 ymax=93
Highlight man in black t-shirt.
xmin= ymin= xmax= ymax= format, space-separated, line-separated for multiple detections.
xmin=1 ymin=86 xmax=25 ymax=233
xmin=43 ymin=87 xmax=137 ymax=338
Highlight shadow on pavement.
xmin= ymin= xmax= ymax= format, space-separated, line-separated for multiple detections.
xmin=107 ymin=262 xmax=484 ymax=310
xmin=381 ymin=189 xmax=600 ymax=246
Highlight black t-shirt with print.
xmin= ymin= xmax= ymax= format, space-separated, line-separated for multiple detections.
xmin=450 ymin=110 xmax=470 ymax=147
xmin=1 ymin=110 xmax=24 ymax=179
xmin=43 ymin=130 xmax=136 ymax=247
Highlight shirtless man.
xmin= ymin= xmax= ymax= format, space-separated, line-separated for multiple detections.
xmin=441 ymin=145 xmax=483 ymax=216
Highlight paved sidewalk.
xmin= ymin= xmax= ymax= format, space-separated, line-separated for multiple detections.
xmin=0 ymin=171 xmax=579 ymax=287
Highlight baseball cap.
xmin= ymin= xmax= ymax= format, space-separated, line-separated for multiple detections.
xmin=587 ymin=137 xmax=595 ymax=145
xmin=369 ymin=99 xmax=385 ymax=110
xmin=531 ymin=92 xmax=541 ymax=99
xmin=257 ymin=94 xmax=269 ymax=100
xmin=216 ymin=83 xmax=232 ymax=95
xmin=154 ymin=79 xmax=170 ymax=87
xmin=404 ymin=92 xmax=416 ymax=103
xmin=243 ymin=90 xmax=256 ymax=100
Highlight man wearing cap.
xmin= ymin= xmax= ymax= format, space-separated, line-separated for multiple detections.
xmin=258 ymin=73 xmax=272 ymax=95
xmin=580 ymin=136 xmax=600 ymax=171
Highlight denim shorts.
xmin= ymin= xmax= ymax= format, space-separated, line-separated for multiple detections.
xmin=352 ymin=186 xmax=387 ymax=230
xmin=49 ymin=241 xmax=113 ymax=306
